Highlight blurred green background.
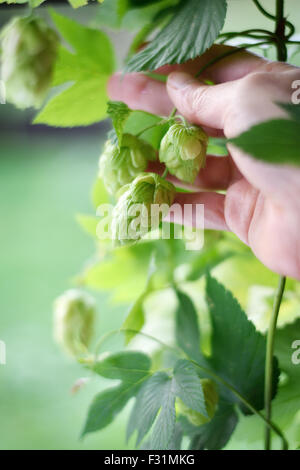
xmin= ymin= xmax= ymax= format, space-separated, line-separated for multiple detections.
xmin=0 ymin=0 xmax=299 ymax=450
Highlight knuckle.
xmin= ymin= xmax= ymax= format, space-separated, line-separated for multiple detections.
xmin=239 ymin=71 xmax=271 ymax=91
xmin=189 ymin=86 xmax=210 ymax=115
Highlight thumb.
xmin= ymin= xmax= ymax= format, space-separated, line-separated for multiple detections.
xmin=167 ymin=72 xmax=236 ymax=131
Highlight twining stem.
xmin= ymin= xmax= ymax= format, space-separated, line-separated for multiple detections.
xmin=275 ymin=0 xmax=288 ymax=61
xmin=135 ymin=120 xmax=166 ymax=138
xmin=162 ymin=167 xmax=169 ymax=179
xmin=190 ymin=359 xmax=289 ymax=451
xmin=93 ymin=327 xmax=288 ymax=450
xmin=169 ymin=107 xmax=177 ymax=119
xmin=252 ymin=0 xmax=276 ymax=20
xmin=264 ymin=275 xmax=286 ymax=450
xmin=263 ymin=0 xmax=289 ymax=451
xmin=195 ymin=41 xmax=271 ymax=78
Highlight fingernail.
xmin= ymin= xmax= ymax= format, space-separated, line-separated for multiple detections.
xmin=168 ymin=72 xmax=194 ymax=90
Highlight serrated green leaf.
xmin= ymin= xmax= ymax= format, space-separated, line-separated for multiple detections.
xmin=207 ymin=137 xmax=229 ymax=157
xmin=230 ymin=119 xmax=300 ymax=165
xmin=124 ymin=110 xmax=168 ymax=149
xmin=34 ymin=10 xmax=115 ymax=127
xmin=151 ymin=376 xmax=176 ymax=450
xmin=92 ymin=351 xmax=151 ymax=382
xmin=226 ymin=318 xmax=300 ymax=450
xmin=188 ymin=401 xmax=238 ymax=450
xmin=81 ymin=385 xmax=129 ymax=436
xmin=107 ymin=101 xmax=132 ymax=146
xmin=175 ymin=289 xmax=201 ymax=361
xmin=279 ymin=102 xmax=300 ymax=122
xmin=127 ymin=371 xmax=171 ymax=446
xmin=126 ymin=0 xmax=227 ymax=72
xmin=35 ymin=77 xmax=109 ymax=127
xmin=206 ymin=274 xmax=279 ymax=412
xmin=173 ymin=359 xmax=207 ymax=416
xmin=82 ymin=351 xmax=152 ymax=437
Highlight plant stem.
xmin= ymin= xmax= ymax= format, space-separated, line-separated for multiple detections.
xmin=252 ymin=0 xmax=276 ymax=20
xmin=264 ymin=275 xmax=286 ymax=450
xmin=97 ymin=327 xmax=288 ymax=449
xmin=135 ymin=120 xmax=166 ymax=137
xmin=263 ymin=1 xmax=288 ymax=451
xmin=195 ymin=41 xmax=271 ymax=78
xmin=275 ymin=0 xmax=288 ymax=61
xmin=162 ymin=167 xmax=169 ymax=179
xmin=169 ymin=107 xmax=177 ymax=119
xmin=190 ymin=359 xmax=288 ymax=450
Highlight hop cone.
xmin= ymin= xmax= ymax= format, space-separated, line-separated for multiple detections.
xmin=111 ymin=172 xmax=175 ymax=246
xmin=99 ymin=133 xmax=157 ymax=195
xmin=177 ymin=379 xmax=219 ymax=426
xmin=160 ymin=122 xmax=208 ymax=183
xmin=1 ymin=15 xmax=58 ymax=109
xmin=53 ymin=289 xmax=96 ymax=358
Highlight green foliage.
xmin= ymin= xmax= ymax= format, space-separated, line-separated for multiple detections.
xmin=34 ymin=10 xmax=115 ymax=126
xmin=230 ymin=104 xmax=300 ymax=165
xmin=126 ymin=0 xmax=227 ymax=71
xmin=173 ymin=359 xmax=207 ymax=416
xmin=127 ymin=371 xmax=173 ymax=447
xmin=205 ymin=274 xmax=279 ymax=412
xmin=107 ymin=101 xmax=132 ymax=146
xmin=4 ymin=0 xmax=300 ymax=452
xmin=186 ymin=401 xmax=238 ymax=450
xmin=175 ymin=289 xmax=202 ymax=361
xmin=82 ymin=351 xmax=151 ymax=437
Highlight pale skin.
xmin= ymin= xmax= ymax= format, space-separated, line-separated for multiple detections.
xmin=108 ymin=45 xmax=300 ymax=280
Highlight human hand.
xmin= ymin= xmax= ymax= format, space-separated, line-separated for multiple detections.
xmin=108 ymin=45 xmax=300 ymax=280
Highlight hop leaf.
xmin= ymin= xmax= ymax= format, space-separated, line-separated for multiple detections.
xmin=176 ymin=379 xmax=218 ymax=426
xmin=111 ymin=173 xmax=175 ymax=246
xmin=53 ymin=289 xmax=96 ymax=358
xmin=1 ymin=15 xmax=58 ymax=109
xmin=159 ymin=123 xmax=208 ymax=183
xmin=99 ymin=133 xmax=157 ymax=195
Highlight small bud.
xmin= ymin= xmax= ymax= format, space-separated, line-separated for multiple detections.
xmin=1 ymin=16 xmax=58 ymax=109
xmin=53 ymin=289 xmax=96 ymax=358
xmin=99 ymin=134 xmax=156 ymax=195
xmin=159 ymin=123 xmax=208 ymax=183
xmin=111 ymin=173 xmax=175 ymax=246
xmin=176 ymin=379 xmax=218 ymax=426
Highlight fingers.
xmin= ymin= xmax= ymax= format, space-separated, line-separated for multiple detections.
xmin=140 ymin=45 xmax=266 ymax=83
xmin=108 ymin=72 xmax=173 ymax=116
xmin=148 ymin=156 xmax=231 ymax=191
xmin=166 ymin=191 xmax=228 ymax=232
xmin=171 ymin=44 xmax=265 ymax=84
xmin=167 ymin=72 xmax=238 ymax=130
xmin=108 ymin=45 xmax=266 ymax=117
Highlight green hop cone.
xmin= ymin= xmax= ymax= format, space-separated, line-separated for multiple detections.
xmin=1 ymin=15 xmax=58 ymax=109
xmin=111 ymin=172 xmax=175 ymax=246
xmin=53 ymin=289 xmax=96 ymax=358
xmin=159 ymin=122 xmax=208 ymax=183
xmin=176 ymin=379 xmax=218 ymax=426
xmin=99 ymin=133 xmax=157 ymax=195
